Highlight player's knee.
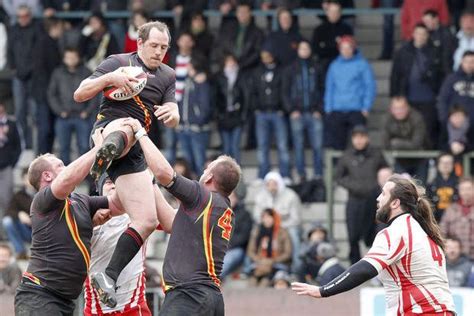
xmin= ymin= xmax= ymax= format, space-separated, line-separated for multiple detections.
xmin=136 ymin=215 xmax=158 ymax=234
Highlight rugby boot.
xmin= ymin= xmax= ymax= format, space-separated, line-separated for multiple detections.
xmin=90 ymin=142 xmax=117 ymax=181
xmin=91 ymin=272 xmax=117 ymax=308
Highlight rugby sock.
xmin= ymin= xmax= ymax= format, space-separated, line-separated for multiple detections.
xmin=103 ymin=131 xmax=128 ymax=158
xmin=105 ymin=227 xmax=143 ymax=283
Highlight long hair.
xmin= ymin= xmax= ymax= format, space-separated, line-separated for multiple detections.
xmin=388 ymin=175 xmax=445 ymax=251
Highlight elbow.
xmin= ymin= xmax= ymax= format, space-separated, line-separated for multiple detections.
xmin=73 ymin=90 xmax=85 ymax=103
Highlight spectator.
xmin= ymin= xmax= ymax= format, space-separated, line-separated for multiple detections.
xmin=428 ymin=153 xmax=459 ymax=222
xmin=188 ymin=12 xmax=214 ymax=58
xmin=215 ymin=2 xmax=264 ymax=75
xmin=297 ymin=223 xmax=329 ymax=282
xmin=400 ymin=0 xmax=449 ymax=41
xmin=453 ymin=11 xmax=474 ymax=71
xmin=166 ymin=32 xmax=195 ymax=164
xmin=324 ymin=36 xmax=376 ymax=150
xmin=378 ymin=0 xmax=401 ymax=60
xmin=215 ymin=53 xmax=248 ymax=163
xmin=438 ymin=51 xmax=474 ymax=131
xmin=221 ymin=189 xmax=253 ymax=280
xmin=41 ymin=0 xmax=89 ymax=16
xmin=273 ymin=270 xmax=292 ymax=289
xmin=311 ymin=0 xmax=353 ymax=74
xmin=445 ymin=237 xmax=473 ymax=287
xmin=445 ymin=106 xmax=474 ymax=166
xmin=2 ymin=168 xmax=32 ymax=259
xmin=252 ymin=50 xmax=290 ymax=179
xmin=0 ymin=102 xmax=21 ymax=229
xmin=422 ymin=9 xmax=457 ymax=77
xmin=0 ymin=19 xmax=6 ymax=70
xmin=0 ymin=243 xmax=22 ymax=295
xmin=391 ymin=23 xmax=442 ymax=148
xmin=79 ymin=12 xmax=120 ymax=71
xmin=247 ymin=208 xmax=292 ymax=287
xmin=264 ymin=8 xmax=302 ymax=67
xmin=161 ymin=157 xmax=195 ymax=209
xmin=169 ymin=0 xmax=207 ymax=32
xmin=176 ymin=56 xmax=212 ymax=175
xmin=284 ymin=41 xmax=324 ymax=181
xmin=254 ymin=171 xmax=302 ymax=272
xmin=440 ymin=177 xmax=474 ymax=260
xmin=314 ymin=242 xmax=345 ymax=286
xmin=7 ymin=4 xmax=40 ymax=149
xmin=335 ymin=125 xmax=387 ymax=264
xmin=382 ymin=96 xmax=429 ymax=182
xmin=33 ymin=18 xmax=63 ymax=155
xmin=47 ymin=48 xmax=93 ymax=165
xmin=257 ymin=0 xmax=301 ymax=11
xmin=3 ymin=0 xmax=42 ymax=20
xmin=124 ymin=10 xmax=149 ymax=53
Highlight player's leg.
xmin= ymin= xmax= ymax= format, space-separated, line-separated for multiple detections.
xmin=90 ymin=118 xmax=136 ymax=180
xmin=92 ymin=171 xmax=157 ymax=307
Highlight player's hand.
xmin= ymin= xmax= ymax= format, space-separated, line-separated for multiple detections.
xmin=108 ymin=68 xmax=139 ymax=95
xmin=121 ymin=118 xmax=142 ymax=133
xmin=91 ymin=127 xmax=104 ymax=148
xmin=92 ymin=209 xmax=112 ymax=227
xmin=291 ymin=282 xmax=322 ymax=298
xmin=154 ymin=103 xmax=180 ymax=128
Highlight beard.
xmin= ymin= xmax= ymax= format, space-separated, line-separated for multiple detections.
xmin=376 ymin=200 xmax=392 ymax=224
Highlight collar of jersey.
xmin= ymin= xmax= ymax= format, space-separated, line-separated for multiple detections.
xmin=386 ymin=212 xmax=409 ymax=226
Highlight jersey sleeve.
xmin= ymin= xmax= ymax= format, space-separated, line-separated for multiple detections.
xmin=87 ymin=196 xmax=109 ymax=217
xmin=362 ymin=227 xmax=407 ymax=273
xmin=162 ymin=70 xmax=176 ymax=104
xmin=88 ymin=55 xmax=122 ymax=79
xmin=166 ymin=174 xmax=205 ymax=211
xmin=31 ymin=186 xmax=65 ymax=214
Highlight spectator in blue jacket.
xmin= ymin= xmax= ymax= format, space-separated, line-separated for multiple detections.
xmin=324 ymin=35 xmax=376 ymax=150
xmin=438 ymin=50 xmax=474 ymax=129
xmin=177 ymin=56 xmax=212 ymax=175
xmin=283 ymin=41 xmax=324 ymax=181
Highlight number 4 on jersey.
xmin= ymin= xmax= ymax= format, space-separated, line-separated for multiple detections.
xmin=218 ymin=208 xmax=233 ymax=241
xmin=428 ymin=237 xmax=443 ymax=267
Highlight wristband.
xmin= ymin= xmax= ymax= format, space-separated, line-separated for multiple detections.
xmin=164 ymin=171 xmax=177 ymax=189
xmin=135 ymin=127 xmax=147 ymax=140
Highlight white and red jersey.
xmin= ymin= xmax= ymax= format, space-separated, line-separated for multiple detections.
xmin=363 ymin=214 xmax=455 ymax=316
xmin=84 ymin=215 xmax=148 ymax=315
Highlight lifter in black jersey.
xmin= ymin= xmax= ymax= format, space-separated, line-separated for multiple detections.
xmin=123 ymin=118 xmax=242 ymax=316
xmin=73 ymin=21 xmax=179 ymax=307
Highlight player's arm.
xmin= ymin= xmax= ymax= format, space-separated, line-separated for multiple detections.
xmin=50 ymin=128 xmax=104 ymax=200
xmin=292 ymin=260 xmax=378 ymax=298
xmin=153 ymin=184 xmax=177 ymax=233
xmin=154 ymin=102 xmax=180 ymax=128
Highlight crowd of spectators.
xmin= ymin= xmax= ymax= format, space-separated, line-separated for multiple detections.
xmin=0 ymin=0 xmax=474 ymax=293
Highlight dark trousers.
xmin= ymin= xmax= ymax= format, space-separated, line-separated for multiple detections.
xmin=410 ymin=101 xmax=439 ymax=149
xmin=15 ymin=283 xmax=75 ymax=316
xmin=325 ymin=111 xmax=366 ymax=150
xmin=160 ymin=285 xmax=224 ymax=316
xmin=35 ymin=96 xmax=55 ymax=155
xmin=346 ymin=195 xmax=376 ymax=264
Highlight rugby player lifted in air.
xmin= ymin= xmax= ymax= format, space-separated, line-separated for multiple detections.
xmin=74 ymin=21 xmax=179 ymax=307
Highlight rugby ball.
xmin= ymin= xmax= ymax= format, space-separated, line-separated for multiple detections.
xmin=104 ymin=66 xmax=147 ymax=101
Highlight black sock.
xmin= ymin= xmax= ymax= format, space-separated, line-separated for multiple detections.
xmin=105 ymin=227 xmax=143 ymax=283
xmin=103 ymin=131 xmax=128 ymax=158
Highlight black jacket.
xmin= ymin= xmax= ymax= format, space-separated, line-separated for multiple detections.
xmin=263 ymin=28 xmax=303 ymax=66
xmin=229 ymin=203 xmax=253 ymax=250
xmin=335 ymin=146 xmax=387 ymax=197
xmin=32 ymin=31 xmax=62 ymax=99
xmin=429 ymin=26 xmax=457 ymax=77
xmin=390 ymin=42 xmax=443 ymax=97
xmin=428 ymin=173 xmax=458 ymax=213
xmin=311 ymin=20 xmax=353 ymax=63
xmin=7 ymin=21 xmax=41 ymax=80
xmin=214 ymin=71 xmax=249 ymax=130
xmin=5 ymin=188 xmax=33 ymax=220
xmin=283 ymin=58 xmax=324 ymax=114
xmin=0 ymin=117 xmax=22 ymax=169
xmin=251 ymin=63 xmax=287 ymax=113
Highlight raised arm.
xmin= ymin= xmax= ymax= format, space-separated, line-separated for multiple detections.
xmin=50 ymin=128 xmax=104 ymax=200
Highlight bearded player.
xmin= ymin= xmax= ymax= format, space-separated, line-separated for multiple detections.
xmin=292 ymin=175 xmax=455 ymax=315
xmin=74 ymin=21 xmax=179 ymax=307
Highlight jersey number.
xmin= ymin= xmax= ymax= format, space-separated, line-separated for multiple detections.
xmin=217 ymin=209 xmax=233 ymax=241
xmin=428 ymin=237 xmax=443 ymax=267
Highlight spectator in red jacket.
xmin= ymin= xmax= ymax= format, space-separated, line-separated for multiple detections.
xmin=401 ymin=0 xmax=450 ymax=40
xmin=124 ymin=10 xmax=149 ymax=53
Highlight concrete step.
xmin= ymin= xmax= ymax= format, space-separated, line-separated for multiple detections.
xmin=376 ymin=77 xmax=390 ymax=95
xmin=300 ymin=202 xmax=346 ymax=222
xmin=354 ymin=27 xmax=400 ymax=43
xmin=370 ymin=60 xmax=392 ymax=77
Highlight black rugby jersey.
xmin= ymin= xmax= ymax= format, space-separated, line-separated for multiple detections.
xmin=162 ymin=175 xmax=235 ymax=291
xmin=89 ymin=52 xmax=176 ymax=133
xmin=24 ymin=186 xmax=108 ymax=299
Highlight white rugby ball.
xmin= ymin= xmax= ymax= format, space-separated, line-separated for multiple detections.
xmin=104 ymin=66 xmax=147 ymax=101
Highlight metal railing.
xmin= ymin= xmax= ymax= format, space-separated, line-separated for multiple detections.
xmin=324 ymin=150 xmax=474 ymax=238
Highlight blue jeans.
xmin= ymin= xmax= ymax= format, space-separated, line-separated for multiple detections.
xmin=2 ymin=216 xmax=31 ymax=254
xmin=12 ymin=77 xmax=36 ymax=149
xmin=290 ymin=113 xmax=323 ymax=177
xmin=255 ymin=112 xmax=290 ymax=178
xmin=220 ymin=127 xmax=242 ymax=163
xmin=164 ymin=127 xmax=177 ymax=165
xmin=177 ymin=130 xmax=209 ymax=175
xmin=55 ymin=117 xmax=91 ymax=165
xmin=286 ymin=226 xmax=302 ymax=274
xmin=221 ymin=247 xmax=246 ymax=280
